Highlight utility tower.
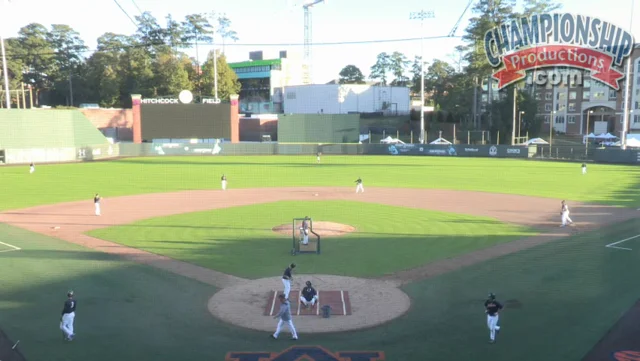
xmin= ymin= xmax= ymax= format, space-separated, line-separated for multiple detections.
xmin=302 ymin=0 xmax=325 ymax=85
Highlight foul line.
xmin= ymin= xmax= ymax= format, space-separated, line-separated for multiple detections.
xmin=316 ymin=291 xmax=320 ymax=316
xmin=605 ymin=234 xmax=640 ymax=251
xmin=0 ymin=241 xmax=21 ymax=253
xmin=340 ymin=290 xmax=346 ymax=315
xmin=269 ymin=291 xmax=277 ymax=316
xmin=297 ymin=290 xmax=302 ymax=315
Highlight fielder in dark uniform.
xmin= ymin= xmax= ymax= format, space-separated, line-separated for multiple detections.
xmin=60 ymin=290 xmax=77 ymax=341
xmin=282 ymin=263 xmax=296 ymax=299
xmin=485 ymin=293 xmax=503 ymax=343
xmin=300 ymin=281 xmax=318 ymax=308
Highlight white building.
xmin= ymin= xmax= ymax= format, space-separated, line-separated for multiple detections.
xmin=281 ymin=84 xmax=410 ymax=115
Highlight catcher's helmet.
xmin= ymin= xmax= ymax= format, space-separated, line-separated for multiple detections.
xmin=305 ymin=281 xmax=312 ymax=287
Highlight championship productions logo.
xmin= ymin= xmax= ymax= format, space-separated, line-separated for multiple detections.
xmin=485 ymin=13 xmax=635 ymax=90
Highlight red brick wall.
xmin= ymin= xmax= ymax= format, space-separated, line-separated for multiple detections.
xmin=80 ymin=108 xmax=134 ymax=141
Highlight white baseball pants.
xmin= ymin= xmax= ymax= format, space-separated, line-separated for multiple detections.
xmin=356 ymin=184 xmax=364 ymax=193
xmin=282 ymin=279 xmax=291 ymax=299
xmin=301 ymin=296 xmax=318 ymax=307
xmin=274 ymin=319 xmax=298 ymax=339
xmin=561 ymin=211 xmax=572 ymax=226
xmin=60 ymin=312 xmax=75 ymax=338
xmin=582 ymin=168 xmax=586 ymax=174
xmin=487 ymin=314 xmax=500 ymax=341
xmin=95 ymin=203 xmax=101 ymax=216
xmin=221 ymin=180 xmax=227 ymax=190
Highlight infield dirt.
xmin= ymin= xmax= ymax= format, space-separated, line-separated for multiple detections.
xmin=0 ymin=187 xmax=636 ymax=332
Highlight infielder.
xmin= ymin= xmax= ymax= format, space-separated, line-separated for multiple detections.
xmin=94 ymin=193 xmax=101 ymax=216
xmin=485 ymin=293 xmax=503 ymax=344
xmin=300 ymin=281 xmax=318 ymax=308
xmin=316 ymin=152 xmax=321 ymax=163
xmin=282 ymin=263 xmax=296 ymax=299
xmin=29 ymin=162 xmax=35 ymax=174
xmin=60 ymin=290 xmax=77 ymax=341
xmin=561 ymin=200 xmax=573 ymax=227
xmin=581 ymin=163 xmax=587 ymax=175
xmin=355 ymin=177 xmax=364 ymax=193
xmin=221 ymin=174 xmax=227 ymax=191
xmin=271 ymin=294 xmax=298 ymax=340
xmin=300 ymin=216 xmax=310 ymax=245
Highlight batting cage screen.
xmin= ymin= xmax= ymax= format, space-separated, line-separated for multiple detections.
xmin=292 ymin=218 xmax=320 ymax=255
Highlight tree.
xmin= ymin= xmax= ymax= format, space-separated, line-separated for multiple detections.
xmin=153 ymin=52 xmax=192 ymax=96
xmin=15 ymin=23 xmax=56 ymax=92
xmin=134 ymin=12 xmax=169 ymax=55
xmin=47 ymin=24 xmax=88 ymax=105
xmin=389 ymin=51 xmax=410 ymax=86
xmin=165 ymin=15 xmax=185 ymax=53
xmin=84 ymin=33 xmax=132 ymax=107
xmin=201 ymin=50 xmax=240 ymax=101
xmin=369 ymin=52 xmax=391 ymax=85
xmin=181 ymin=14 xmax=213 ymax=66
xmin=522 ymin=0 xmax=562 ymax=16
xmin=338 ymin=65 xmax=365 ymax=84
xmin=424 ymin=59 xmax=455 ymax=110
xmin=215 ymin=14 xmax=239 ymax=54
xmin=409 ymin=55 xmax=425 ymax=95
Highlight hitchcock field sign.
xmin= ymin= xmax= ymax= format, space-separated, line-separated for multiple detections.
xmin=485 ymin=13 xmax=635 ymax=90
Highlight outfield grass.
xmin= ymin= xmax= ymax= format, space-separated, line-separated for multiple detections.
xmin=87 ymin=201 xmax=535 ymax=278
xmin=0 ymin=155 xmax=639 ymax=211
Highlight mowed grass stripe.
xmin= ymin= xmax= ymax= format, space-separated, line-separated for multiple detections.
xmin=1 ymin=156 xmax=639 ymax=211
xmin=87 ymin=201 xmax=535 ymax=278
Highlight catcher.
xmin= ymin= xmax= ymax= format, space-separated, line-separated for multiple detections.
xmin=300 ymin=216 xmax=310 ymax=245
xmin=300 ymin=281 xmax=318 ymax=308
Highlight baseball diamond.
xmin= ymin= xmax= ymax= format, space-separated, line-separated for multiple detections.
xmin=2 ymin=155 xmax=640 ymax=361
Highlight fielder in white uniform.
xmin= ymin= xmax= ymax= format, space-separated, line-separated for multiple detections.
xmin=355 ymin=177 xmax=364 ymax=193
xmin=581 ymin=163 xmax=587 ymax=175
xmin=271 ymin=294 xmax=298 ymax=340
xmin=29 ymin=162 xmax=35 ymax=174
xmin=60 ymin=290 xmax=77 ymax=341
xmin=94 ymin=194 xmax=101 ymax=216
xmin=221 ymin=174 xmax=227 ymax=191
xmin=561 ymin=200 xmax=573 ymax=227
xmin=485 ymin=293 xmax=503 ymax=344
xmin=300 ymin=217 xmax=310 ymax=245
xmin=281 ymin=263 xmax=296 ymax=299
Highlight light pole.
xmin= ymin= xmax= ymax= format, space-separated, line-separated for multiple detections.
xmin=518 ymin=111 xmax=524 ymax=140
xmin=585 ymin=110 xmax=593 ymax=158
xmin=410 ymin=10 xmax=435 ymax=144
xmin=549 ymin=110 xmax=556 ymax=157
xmin=621 ymin=0 xmax=635 ymax=150
xmin=0 ymin=0 xmax=11 ymax=109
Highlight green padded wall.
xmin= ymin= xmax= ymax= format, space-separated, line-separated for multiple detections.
xmin=0 ymin=109 xmax=109 ymax=148
xmin=277 ymin=114 xmax=360 ymax=143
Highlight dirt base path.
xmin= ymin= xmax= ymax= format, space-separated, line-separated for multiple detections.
xmin=0 ymin=187 xmax=635 ymax=287
xmin=1 ymin=187 xmax=636 ymax=333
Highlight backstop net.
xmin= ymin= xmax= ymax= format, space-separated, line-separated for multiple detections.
xmin=292 ymin=218 xmax=320 ymax=255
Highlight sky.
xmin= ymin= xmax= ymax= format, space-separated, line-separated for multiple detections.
xmin=1 ymin=0 xmax=639 ymax=84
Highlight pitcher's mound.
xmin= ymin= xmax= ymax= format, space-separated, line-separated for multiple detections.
xmin=272 ymin=222 xmax=355 ymax=237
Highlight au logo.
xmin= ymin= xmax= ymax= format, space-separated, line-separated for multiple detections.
xmin=613 ymin=350 xmax=640 ymax=360
xmin=225 ymin=346 xmax=385 ymax=361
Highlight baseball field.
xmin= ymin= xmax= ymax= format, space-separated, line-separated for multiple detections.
xmin=1 ymin=155 xmax=640 ymax=361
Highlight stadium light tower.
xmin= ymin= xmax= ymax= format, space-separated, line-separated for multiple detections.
xmin=410 ymin=10 xmax=435 ymax=144
xmin=621 ymin=0 xmax=635 ymax=150
xmin=302 ymin=0 xmax=325 ymax=85
xmin=0 ymin=0 xmax=11 ymax=109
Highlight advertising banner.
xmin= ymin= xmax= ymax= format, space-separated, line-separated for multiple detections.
xmin=382 ymin=144 xmax=528 ymax=158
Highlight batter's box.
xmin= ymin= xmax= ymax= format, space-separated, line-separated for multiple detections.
xmin=0 ymin=241 xmax=21 ymax=253
xmin=264 ymin=290 xmax=352 ymax=316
